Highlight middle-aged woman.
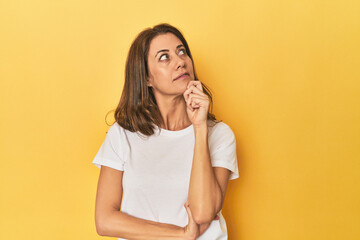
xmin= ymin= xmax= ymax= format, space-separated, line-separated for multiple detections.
xmin=92 ymin=23 xmax=239 ymax=239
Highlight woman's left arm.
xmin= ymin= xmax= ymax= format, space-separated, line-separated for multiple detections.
xmin=189 ymin=124 xmax=231 ymax=224
xmin=184 ymin=80 xmax=231 ymax=225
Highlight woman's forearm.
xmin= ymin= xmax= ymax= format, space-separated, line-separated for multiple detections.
xmin=98 ymin=210 xmax=186 ymax=240
xmin=188 ymin=123 xmax=223 ymax=224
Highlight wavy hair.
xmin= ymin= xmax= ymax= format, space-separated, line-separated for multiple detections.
xmin=108 ymin=23 xmax=218 ymax=136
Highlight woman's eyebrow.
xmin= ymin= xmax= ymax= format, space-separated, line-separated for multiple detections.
xmin=155 ymin=44 xmax=184 ymax=58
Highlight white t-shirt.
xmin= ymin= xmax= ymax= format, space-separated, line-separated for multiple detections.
xmin=92 ymin=120 xmax=239 ymax=240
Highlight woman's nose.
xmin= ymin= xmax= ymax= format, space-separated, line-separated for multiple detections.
xmin=175 ymin=55 xmax=186 ymax=69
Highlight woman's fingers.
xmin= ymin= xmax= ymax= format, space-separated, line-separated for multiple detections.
xmin=185 ymin=203 xmax=190 ymax=217
xmin=184 ymin=201 xmax=200 ymax=236
xmin=183 ymin=81 xmax=209 ymax=114
xmin=184 ymin=86 xmax=205 ymax=100
xmin=183 ymin=86 xmax=205 ymax=104
xmin=187 ymin=85 xmax=206 ymax=96
xmin=187 ymin=95 xmax=208 ymax=110
xmin=184 ymin=200 xmax=219 ymax=237
xmin=187 ymin=80 xmax=203 ymax=92
xmin=187 ymin=97 xmax=201 ymax=112
xmin=183 ymin=80 xmax=205 ymax=100
xmin=184 ymin=201 xmax=193 ymax=220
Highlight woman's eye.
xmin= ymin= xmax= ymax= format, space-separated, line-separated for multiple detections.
xmin=159 ymin=54 xmax=168 ymax=61
xmin=159 ymin=49 xmax=186 ymax=61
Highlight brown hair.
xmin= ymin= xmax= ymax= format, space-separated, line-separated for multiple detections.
xmin=108 ymin=23 xmax=218 ymax=136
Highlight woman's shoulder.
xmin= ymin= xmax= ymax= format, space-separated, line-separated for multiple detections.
xmin=107 ymin=121 xmax=120 ymax=132
xmin=208 ymin=120 xmax=234 ymax=135
xmin=106 ymin=121 xmax=129 ymax=137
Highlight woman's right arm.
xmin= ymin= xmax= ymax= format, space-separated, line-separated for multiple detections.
xmin=95 ymin=166 xmax=199 ymax=240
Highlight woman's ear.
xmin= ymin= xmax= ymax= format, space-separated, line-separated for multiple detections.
xmin=147 ymin=78 xmax=153 ymax=87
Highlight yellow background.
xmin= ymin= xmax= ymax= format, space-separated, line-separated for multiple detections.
xmin=1 ymin=0 xmax=359 ymax=239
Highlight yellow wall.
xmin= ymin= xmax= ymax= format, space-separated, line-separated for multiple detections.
xmin=1 ymin=0 xmax=359 ymax=239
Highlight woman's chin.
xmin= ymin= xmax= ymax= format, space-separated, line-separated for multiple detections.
xmin=180 ymin=82 xmax=189 ymax=92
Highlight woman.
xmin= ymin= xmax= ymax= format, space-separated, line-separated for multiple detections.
xmin=92 ymin=23 xmax=239 ymax=240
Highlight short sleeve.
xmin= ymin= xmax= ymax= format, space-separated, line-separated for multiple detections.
xmin=209 ymin=122 xmax=239 ymax=180
xmin=92 ymin=123 xmax=125 ymax=171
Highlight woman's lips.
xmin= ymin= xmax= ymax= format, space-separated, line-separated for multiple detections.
xmin=174 ymin=73 xmax=189 ymax=80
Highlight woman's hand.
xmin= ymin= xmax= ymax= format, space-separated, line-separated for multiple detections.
xmin=183 ymin=200 xmax=199 ymax=240
xmin=183 ymin=200 xmax=220 ymax=239
xmin=183 ymin=80 xmax=210 ymax=128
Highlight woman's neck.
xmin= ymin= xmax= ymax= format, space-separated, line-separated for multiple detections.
xmin=155 ymin=95 xmax=191 ymax=131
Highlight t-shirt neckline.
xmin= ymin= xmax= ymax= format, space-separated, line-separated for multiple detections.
xmin=156 ymin=123 xmax=194 ymax=136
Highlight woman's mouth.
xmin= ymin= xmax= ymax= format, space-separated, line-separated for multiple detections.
xmin=174 ymin=73 xmax=189 ymax=80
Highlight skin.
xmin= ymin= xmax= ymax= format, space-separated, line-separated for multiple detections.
xmin=146 ymin=32 xmax=195 ymax=130
xmin=95 ymin=32 xmax=231 ymax=240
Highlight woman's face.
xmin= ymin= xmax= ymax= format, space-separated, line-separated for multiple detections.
xmin=147 ymin=33 xmax=194 ymax=96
